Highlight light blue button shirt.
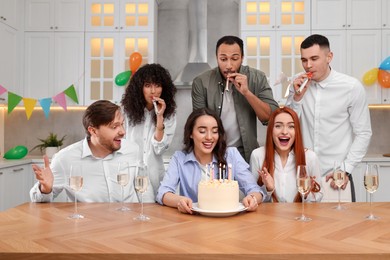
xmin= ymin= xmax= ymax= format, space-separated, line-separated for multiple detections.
xmin=156 ymin=147 xmax=267 ymax=204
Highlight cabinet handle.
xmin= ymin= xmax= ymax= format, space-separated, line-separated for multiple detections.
xmin=342 ymin=24 xmax=346 ymax=27
xmin=50 ymin=26 xmax=53 ymax=29
xmin=120 ymin=26 xmax=123 ymax=29
xmin=115 ymin=26 xmax=118 ymax=29
xmin=0 ymin=171 xmax=3 ymax=175
xmin=13 ymin=168 xmax=24 ymax=172
xmin=55 ymin=26 xmax=58 ymax=29
xmin=348 ymin=24 xmax=351 ymax=27
xmin=384 ymin=24 xmax=387 ymax=27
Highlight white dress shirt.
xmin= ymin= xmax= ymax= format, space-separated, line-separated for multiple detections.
xmin=250 ymin=146 xmax=323 ymax=202
xmin=124 ymin=108 xmax=176 ymax=198
xmin=30 ymin=138 xmax=155 ymax=203
xmin=286 ymin=69 xmax=372 ymax=175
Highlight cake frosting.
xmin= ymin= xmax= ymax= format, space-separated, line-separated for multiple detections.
xmin=197 ymin=179 xmax=239 ymax=211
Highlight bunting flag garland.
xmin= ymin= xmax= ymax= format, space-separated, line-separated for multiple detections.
xmin=39 ymin=98 xmax=52 ymax=118
xmin=53 ymin=92 xmax=67 ymax=111
xmin=0 ymin=84 xmax=79 ymax=120
xmin=0 ymin=85 xmax=7 ymax=96
xmin=22 ymin=98 xmax=37 ymax=120
xmin=7 ymin=92 xmax=23 ymax=114
xmin=63 ymin=84 xmax=79 ymax=104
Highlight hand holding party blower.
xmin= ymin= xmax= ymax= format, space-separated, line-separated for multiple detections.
xmin=296 ymin=71 xmax=313 ymax=94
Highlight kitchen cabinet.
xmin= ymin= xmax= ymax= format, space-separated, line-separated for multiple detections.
xmin=84 ymin=0 xmax=156 ymax=105
xmin=0 ymin=22 xmax=21 ymax=105
xmin=85 ymin=0 xmax=155 ymax=32
xmin=25 ymin=0 xmax=84 ymax=32
xmin=240 ymin=30 xmax=310 ymax=105
xmin=240 ymin=0 xmax=311 ymax=105
xmin=23 ymin=0 xmax=85 ymax=105
xmin=353 ymin=161 xmax=390 ymax=202
xmin=84 ymin=32 xmax=154 ymax=105
xmin=240 ymin=0 xmax=311 ymax=31
xmin=24 ymin=32 xmax=84 ymax=104
xmin=0 ymin=164 xmax=33 ymax=211
xmin=311 ymin=29 xmax=382 ymax=105
xmin=0 ymin=0 xmax=20 ymax=30
xmin=312 ymin=0 xmax=382 ymax=30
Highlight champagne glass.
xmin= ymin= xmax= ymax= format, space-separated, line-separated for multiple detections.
xmin=333 ymin=161 xmax=346 ymax=210
xmin=68 ymin=163 xmax=84 ymax=219
xmin=364 ymin=163 xmax=379 ymax=220
xmin=116 ymin=162 xmax=130 ymax=211
xmin=134 ymin=164 xmax=150 ymax=221
xmin=296 ymin=165 xmax=312 ymax=222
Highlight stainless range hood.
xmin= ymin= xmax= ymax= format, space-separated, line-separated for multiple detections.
xmin=174 ymin=0 xmax=211 ymax=85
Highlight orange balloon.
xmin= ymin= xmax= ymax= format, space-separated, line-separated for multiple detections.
xmin=129 ymin=52 xmax=142 ymax=72
xmin=378 ymin=69 xmax=390 ymax=88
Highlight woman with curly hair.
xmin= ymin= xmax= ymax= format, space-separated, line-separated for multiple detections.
xmin=250 ymin=107 xmax=322 ymax=203
xmin=121 ymin=63 xmax=177 ymax=198
xmin=156 ymin=108 xmax=265 ymax=214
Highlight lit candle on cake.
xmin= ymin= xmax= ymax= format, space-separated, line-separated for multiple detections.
xmin=209 ymin=163 xmax=214 ymax=181
xmin=228 ymin=163 xmax=232 ymax=181
xmin=219 ymin=163 xmax=222 ymax=180
xmin=223 ymin=164 xmax=226 ymax=181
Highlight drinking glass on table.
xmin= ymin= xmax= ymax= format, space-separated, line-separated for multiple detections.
xmin=333 ymin=161 xmax=347 ymax=210
xmin=296 ymin=165 xmax=312 ymax=222
xmin=134 ymin=164 xmax=150 ymax=221
xmin=364 ymin=163 xmax=380 ymax=220
xmin=116 ymin=162 xmax=130 ymax=212
xmin=68 ymin=163 xmax=84 ymax=219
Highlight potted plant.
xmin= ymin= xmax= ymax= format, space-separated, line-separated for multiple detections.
xmin=30 ymin=132 xmax=66 ymax=158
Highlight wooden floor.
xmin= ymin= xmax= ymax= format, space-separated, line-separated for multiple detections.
xmin=0 ymin=202 xmax=390 ymax=259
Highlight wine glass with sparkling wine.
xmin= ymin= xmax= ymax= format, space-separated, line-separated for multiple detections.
xmin=333 ymin=161 xmax=346 ymax=210
xmin=117 ymin=162 xmax=130 ymax=211
xmin=134 ymin=164 xmax=150 ymax=221
xmin=296 ymin=165 xmax=312 ymax=222
xmin=68 ymin=164 xmax=84 ymax=219
xmin=364 ymin=163 xmax=379 ymax=220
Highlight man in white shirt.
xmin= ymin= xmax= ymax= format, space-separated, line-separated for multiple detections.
xmin=30 ymin=100 xmax=154 ymax=203
xmin=286 ymin=34 xmax=372 ymax=202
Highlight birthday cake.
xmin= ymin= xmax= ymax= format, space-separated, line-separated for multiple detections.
xmin=197 ymin=179 xmax=239 ymax=211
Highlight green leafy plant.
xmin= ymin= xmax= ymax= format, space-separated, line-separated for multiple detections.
xmin=30 ymin=133 xmax=66 ymax=153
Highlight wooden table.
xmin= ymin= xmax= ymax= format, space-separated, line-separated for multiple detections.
xmin=0 ymin=202 xmax=390 ymax=259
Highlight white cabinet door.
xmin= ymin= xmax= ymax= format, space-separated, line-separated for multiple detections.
xmin=0 ymin=22 xmax=21 ymax=105
xmin=85 ymin=0 xmax=155 ymax=32
xmin=25 ymin=0 xmax=85 ymax=32
xmin=312 ymin=29 xmax=382 ymax=104
xmin=24 ymin=32 xmax=84 ymax=104
xmin=241 ymin=30 xmax=310 ymax=105
xmin=0 ymin=164 xmax=32 ymax=211
xmin=84 ymin=32 xmax=154 ymax=105
xmin=0 ymin=0 xmax=20 ymax=30
xmin=381 ymin=29 xmax=390 ymax=104
xmin=312 ymin=0 xmax=382 ymax=30
xmin=240 ymin=0 xmax=311 ymax=31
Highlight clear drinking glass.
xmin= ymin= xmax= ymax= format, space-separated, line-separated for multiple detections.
xmin=364 ymin=163 xmax=379 ymax=220
xmin=68 ymin=163 xmax=84 ymax=219
xmin=333 ymin=161 xmax=346 ymax=210
xmin=133 ymin=164 xmax=150 ymax=221
xmin=116 ymin=162 xmax=130 ymax=211
xmin=295 ymin=165 xmax=312 ymax=222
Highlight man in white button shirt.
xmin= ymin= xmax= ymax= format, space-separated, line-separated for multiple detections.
xmin=30 ymin=100 xmax=154 ymax=203
xmin=286 ymin=34 xmax=372 ymax=202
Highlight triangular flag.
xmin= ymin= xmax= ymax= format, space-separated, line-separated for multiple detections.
xmin=23 ymin=98 xmax=37 ymax=120
xmin=63 ymin=84 xmax=79 ymax=104
xmin=39 ymin=98 xmax=52 ymax=118
xmin=7 ymin=92 xmax=22 ymax=114
xmin=0 ymin=85 xmax=7 ymax=96
xmin=53 ymin=92 xmax=67 ymax=111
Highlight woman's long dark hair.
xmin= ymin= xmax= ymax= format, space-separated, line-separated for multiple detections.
xmin=183 ymin=108 xmax=227 ymax=166
xmin=121 ymin=63 xmax=177 ymax=125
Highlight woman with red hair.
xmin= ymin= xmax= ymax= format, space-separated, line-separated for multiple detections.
xmin=250 ymin=107 xmax=322 ymax=202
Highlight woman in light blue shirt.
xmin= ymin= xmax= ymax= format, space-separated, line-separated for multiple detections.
xmin=156 ymin=108 xmax=266 ymax=214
